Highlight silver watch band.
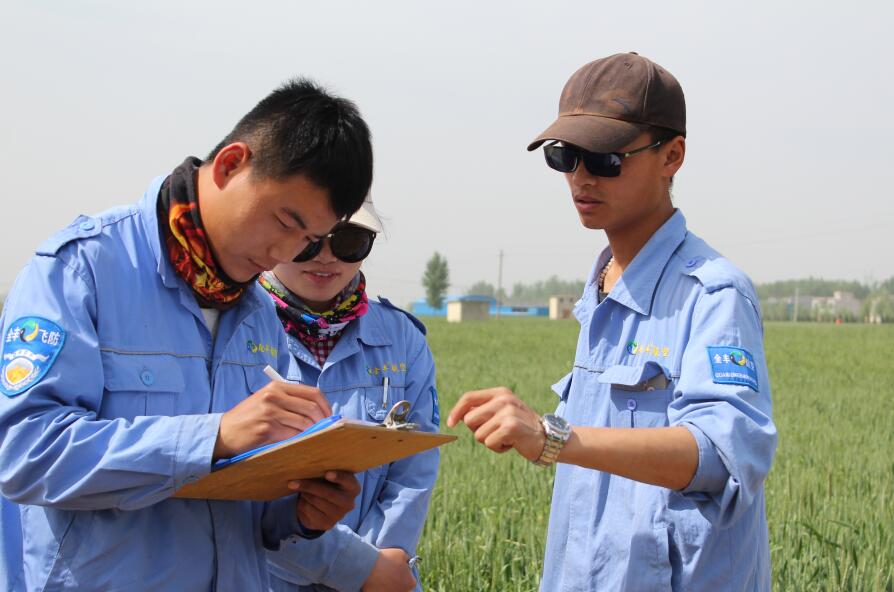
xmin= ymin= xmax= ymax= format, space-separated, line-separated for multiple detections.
xmin=534 ymin=414 xmax=571 ymax=467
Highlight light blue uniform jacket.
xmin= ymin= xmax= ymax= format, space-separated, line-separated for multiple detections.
xmin=0 ymin=177 xmax=306 ymax=591
xmin=267 ymin=300 xmax=440 ymax=592
xmin=541 ymin=210 xmax=777 ymax=592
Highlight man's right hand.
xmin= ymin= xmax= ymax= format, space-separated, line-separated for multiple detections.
xmin=362 ymin=548 xmax=416 ymax=592
xmin=213 ymin=381 xmax=332 ymax=460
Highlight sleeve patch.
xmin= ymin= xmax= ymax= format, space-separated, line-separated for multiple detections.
xmin=430 ymin=386 xmax=440 ymax=426
xmin=706 ymin=346 xmax=758 ymax=392
xmin=1 ymin=317 xmax=66 ymax=397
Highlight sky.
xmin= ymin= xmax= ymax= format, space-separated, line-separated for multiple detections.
xmin=1 ymin=0 xmax=892 ymax=307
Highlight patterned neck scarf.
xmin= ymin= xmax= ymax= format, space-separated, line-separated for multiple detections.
xmin=157 ymin=157 xmax=250 ymax=310
xmin=259 ymin=271 xmax=369 ymax=365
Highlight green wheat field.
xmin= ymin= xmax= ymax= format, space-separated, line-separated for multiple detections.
xmin=417 ymin=319 xmax=894 ymax=591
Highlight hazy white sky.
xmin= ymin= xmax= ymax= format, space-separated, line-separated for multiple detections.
xmin=2 ymin=1 xmax=892 ymax=307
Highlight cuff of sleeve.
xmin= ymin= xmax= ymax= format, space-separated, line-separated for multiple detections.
xmin=172 ymin=413 xmax=222 ymax=490
xmin=262 ymin=494 xmax=305 ymax=550
xmin=295 ymin=509 xmax=325 ymax=540
xmin=323 ymin=535 xmax=380 ymax=590
xmin=679 ymin=422 xmax=730 ymax=494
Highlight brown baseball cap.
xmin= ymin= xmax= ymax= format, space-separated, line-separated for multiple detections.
xmin=528 ymin=52 xmax=686 ymax=153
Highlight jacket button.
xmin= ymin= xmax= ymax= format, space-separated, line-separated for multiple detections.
xmin=626 ymin=399 xmax=637 ymax=411
xmin=686 ymin=257 xmax=703 ymax=268
xmin=79 ymin=220 xmax=95 ymax=232
xmin=140 ymin=370 xmax=155 ymax=386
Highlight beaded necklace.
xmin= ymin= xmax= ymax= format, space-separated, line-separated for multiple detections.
xmin=597 ymin=256 xmax=615 ymax=301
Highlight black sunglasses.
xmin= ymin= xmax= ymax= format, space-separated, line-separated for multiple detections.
xmin=293 ymin=224 xmax=377 ymax=263
xmin=543 ymin=139 xmax=662 ymax=177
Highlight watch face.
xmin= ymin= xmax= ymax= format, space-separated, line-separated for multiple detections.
xmin=543 ymin=413 xmax=570 ymax=433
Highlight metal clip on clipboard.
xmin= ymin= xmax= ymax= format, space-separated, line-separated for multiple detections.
xmin=382 ymin=400 xmax=418 ymax=431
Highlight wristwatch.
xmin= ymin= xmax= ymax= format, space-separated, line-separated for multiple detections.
xmin=533 ymin=413 xmax=572 ymax=467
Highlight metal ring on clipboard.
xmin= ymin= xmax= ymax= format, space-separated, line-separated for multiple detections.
xmin=382 ymin=400 xmax=418 ymax=431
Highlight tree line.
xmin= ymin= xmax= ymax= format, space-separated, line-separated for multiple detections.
xmin=420 ymin=250 xmax=894 ymax=321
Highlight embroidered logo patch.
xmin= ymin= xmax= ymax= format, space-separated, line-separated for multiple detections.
xmin=707 ymin=346 xmax=758 ymax=392
xmin=246 ymin=340 xmax=278 ymax=359
xmin=2 ymin=317 xmax=66 ymax=397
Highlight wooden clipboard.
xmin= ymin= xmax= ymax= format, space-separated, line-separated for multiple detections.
xmin=174 ymin=419 xmax=455 ymax=501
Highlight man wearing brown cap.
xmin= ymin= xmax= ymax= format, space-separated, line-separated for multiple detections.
xmin=448 ymin=53 xmax=776 ymax=591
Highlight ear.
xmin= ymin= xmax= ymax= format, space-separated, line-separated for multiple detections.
xmin=661 ymin=136 xmax=685 ymax=179
xmin=210 ymin=142 xmax=252 ymax=189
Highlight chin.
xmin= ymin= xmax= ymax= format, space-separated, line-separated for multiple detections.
xmin=578 ymin=214 xmax=607 ymax=230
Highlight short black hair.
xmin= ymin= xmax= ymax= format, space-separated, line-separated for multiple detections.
xmin=207 ymin=78 xmax=373 ymax=219
xmin=649 ymin=126 xmax=682 ymax=145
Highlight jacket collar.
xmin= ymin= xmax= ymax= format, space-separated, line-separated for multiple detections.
xmin=140 ymin=175 xmax=181 ymax=290
xmin=602 ymin=209 xmax=688 ymax=316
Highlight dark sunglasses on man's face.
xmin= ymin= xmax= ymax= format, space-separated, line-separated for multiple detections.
xmin=543 ymin=139 xmax=663 ymax=177
xmin=293 ymin=224 xmax=377 ymax=263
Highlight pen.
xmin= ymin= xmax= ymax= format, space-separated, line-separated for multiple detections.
xmin=264 ymin=365 xmax=287 ymax=383
xmin=381 ymin=376 xmax=389 ymax=410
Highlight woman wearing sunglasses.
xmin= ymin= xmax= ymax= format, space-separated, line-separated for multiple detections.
xmin=260 ymin=198 xmax=439 ymax=592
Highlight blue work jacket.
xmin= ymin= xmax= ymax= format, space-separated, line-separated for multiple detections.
xmin=0 ymin=176 xmax=305 ymax=591
xmin=1 ymin=496 xmax=23 ymax=591
xmin=541 ymin=210 xmax=777 ymax=592
xmin=267 ymin=300 xmax=440 ymax=592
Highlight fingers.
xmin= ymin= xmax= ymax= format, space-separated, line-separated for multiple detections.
xmin=266 ymin=391 xmax=328 ymax=426
xmin=295 ymin=497 xmax=329 ymax=531
xmin=293 ymin=472 xmax=360 ymax=531
xmin=298 ymin=490 xmax=347 ymax=520
xmin=279 ymin=383 xmax=333 ymax=416
xmin=461 ymin=401 xmax=546 ymax=460
xmin=322 ymin=470 xmax=362 ymax=496
xmin=295 ymin=471 xmax=361 ymax=502
xmin=482 ymin=423 xmax=521 ymax=455
xmin=447 ymin=387 xmax=514 ymax=427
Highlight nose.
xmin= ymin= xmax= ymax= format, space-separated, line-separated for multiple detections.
xmin=569 ymin=164 xmax=599 ymax=188
xmin=267 ymin=232 xmax=313 ymax=265
xmin=315 ymin=238 xmax=336 ymax=263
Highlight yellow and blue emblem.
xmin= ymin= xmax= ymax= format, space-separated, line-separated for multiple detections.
xmin=1 ymin=317 xmax=66 ymax=397
xmin=706 ymin=346 xmax=758 ymax=392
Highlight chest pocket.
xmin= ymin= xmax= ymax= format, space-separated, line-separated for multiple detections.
xmin=100 ymin=352 xmax=185 ymax=420
xmin=361 ymin=382 xmax=407 ymax=423
xmin=598 ymin=362 xmax=674 ymax=428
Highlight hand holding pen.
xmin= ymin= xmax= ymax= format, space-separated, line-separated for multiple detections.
xmin=212 ymin=365 xmax=332 ymax=461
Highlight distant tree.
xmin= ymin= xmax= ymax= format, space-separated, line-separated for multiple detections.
xmin=465 ymin=281 xmax=508 ymax=302
xmin=506 ymin=275 xmax=586 ymax=306
xmin=466 ymin=281 xmax=495 ymax=298
xmin=422 ymin=252 xmax=450 ymax=309
xmin=756 ymin=277 xmax=870 ymax=300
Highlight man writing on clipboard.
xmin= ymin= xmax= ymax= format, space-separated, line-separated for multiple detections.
xmin=0 ymin=79 xmax=369 ymax=591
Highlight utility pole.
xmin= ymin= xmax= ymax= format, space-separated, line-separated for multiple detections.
xmin=496 ymin=249 xmax=504 ymax=319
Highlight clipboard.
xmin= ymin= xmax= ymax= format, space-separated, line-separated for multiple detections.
xmin=174 ymin=412 xmax=455 ymax=501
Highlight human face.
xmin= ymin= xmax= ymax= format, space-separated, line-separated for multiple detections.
xmin=563 ymin=132 xmax=683 ymax=234
xmin=199 ymin=145 xmax=339 ymax=282
xmin=272 ymin=231 xmax=366 ymax=311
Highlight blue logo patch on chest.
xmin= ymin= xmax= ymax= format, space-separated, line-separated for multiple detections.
xmin=2 ymin=317 xmax=66 ymax=397
xmin=706 ymin=346 xmax=758 ymax=392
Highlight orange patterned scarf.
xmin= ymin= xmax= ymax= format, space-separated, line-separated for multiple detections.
xmin=157 ymin=157 xmax=249 ymax=309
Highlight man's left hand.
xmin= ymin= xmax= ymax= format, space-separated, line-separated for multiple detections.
xmin=447 ymin=387 xmax=546 ymax=461
xmin=288 ymin=471 xmax=360 ymax=531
